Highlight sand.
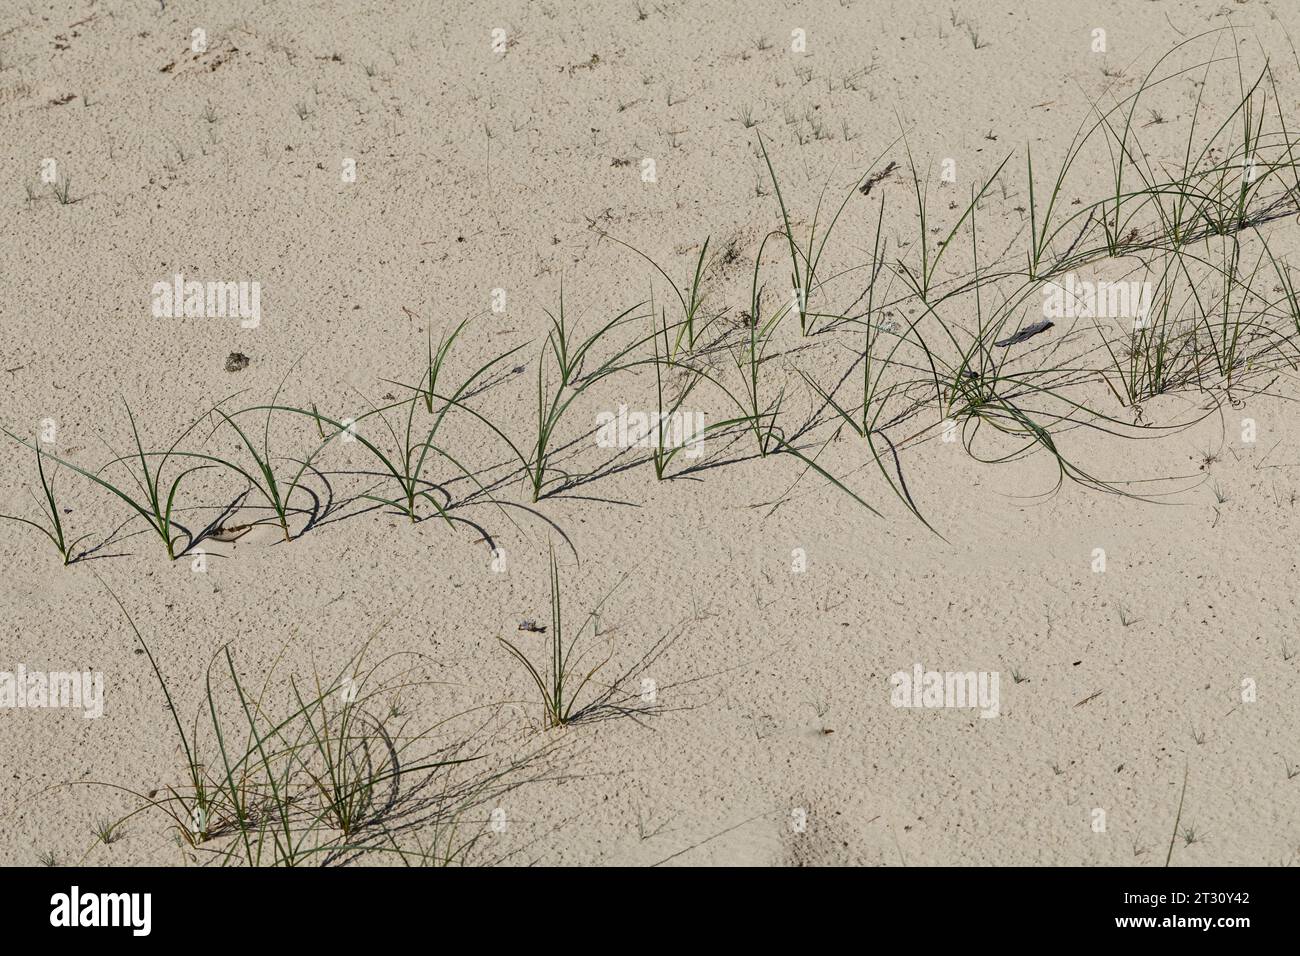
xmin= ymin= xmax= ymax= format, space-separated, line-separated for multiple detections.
xmin=1 ymin=0 xmax=1298 ymax=866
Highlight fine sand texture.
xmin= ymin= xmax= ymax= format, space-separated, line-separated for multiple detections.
xmin=2 ymin=0 xmax=1299 ymax=866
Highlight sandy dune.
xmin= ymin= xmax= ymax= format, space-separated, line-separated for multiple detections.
xmin=1 ymin=0 xmax=1298 ymax=866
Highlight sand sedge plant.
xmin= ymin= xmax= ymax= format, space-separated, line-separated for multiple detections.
xmin=1095 ymin=257 xmax=1187 ymax=406
xmin=804 ymin=195 xmax=899 ymax=438
xmin=242 ymin=393 xmax=473 ymax=529
xmin=892 ymin=198 xmax=1144 ymax=506
xmin=897 ymin=136 xmax=1010 ymax=304
xmin=798 ymin=196 xmax=929 ymax=525
xmin=0 ymin=440 xmax=91 ymax=564
xmin=603 ymin=234 xmax=717 ymax=354
xmin=725 ymin=231 xmax=789 ymax=456
xmin=757 ymin=130 xmax=864 ymax=335
xmin=411 ymin=316 xmax=524 ymax=416
xmin=93 ymin=818 xmax=121 ymax=845
xmin=942 ymin=384 xmax=1126 ymax=504
xmin=658 ymin=234 xmax=885 ymax=515
xmin=1092 ymin=43 xmax=1193 ymax=256
xmin=385 ymin=808 xmax=489 ymax=867
xmin=405 ymin=320 xmax=530 ymax=459
xmin=1200 ymin=62 xmax=1275 ymax=238
xmin=1154 ymin=52 xmax=1225 ymax=248
xmin=797 ymin=359 xmax=918 ymax=524
xmin=90 ymin=403 xmax=215 ymax=559
xmin=1094 ymin=40 xmax=1289 ymax=254
xmin=1264 ymin=64 xmax=1300 ymax=206
xmin=1102 ymin=46 xmax=1248 ymax=247
xmin=1020 ymin=36 xmax=1246 ymax=276
xmin=1178 ymin=235 xmax=1269 ymax=386
xmin=4 ymin=401 xmax=218 ymax=559
xmin=315 ymin=321 xmax=526 ymax=522
xmin=209 ymin=410 xmax=324 ymax=542
xmin=648 ymin=302 xmax=707 ymax=479
xmin=1165 ymin=762 xmax=1190 ymax=866
xmin=498 ymin=548 xmax=616 ymax=729
xmin=1264 ymin=244 xmax=1300 ymax=345
xmin=215 ymin=328 xmax=507 ymax=529
xmin=288 ymin=668 xmax=406 ymax=839
xmin=94 ymin=584 xmax=478 ymax=866
xmin=904 ymin=192 xmax=1013 ymax=416
xmin=207 ymin=361 xmax=338 ymax=541
xmin=525 ymin=283 xmax=648 ymax=500
xmin=1025 ymin=113 xmax=1105 ymax=278
xmin=88 ymin=583 xmax=229 ymax=855
xmin=345 ymin=392 xmax=475 ymax=524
